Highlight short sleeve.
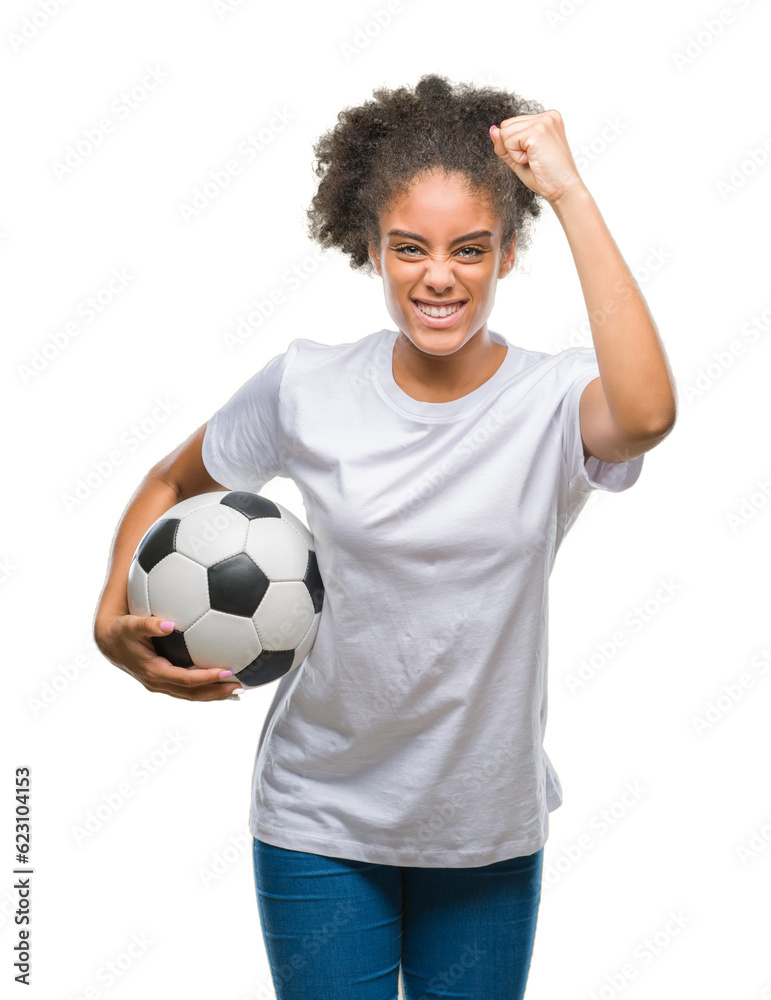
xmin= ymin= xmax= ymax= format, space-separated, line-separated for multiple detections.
xmin=553 ymin=348 xmax=644 ymax=494
xmin=202 ymin=349 xmax=289 ymax=493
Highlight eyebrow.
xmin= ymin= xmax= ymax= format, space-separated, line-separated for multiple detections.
xmin=386 ymin=229 xmax=494 ymax=246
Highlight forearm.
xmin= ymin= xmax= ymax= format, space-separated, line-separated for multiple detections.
xmin=550 ymin=183 xmax=677 ymax=437
xmin=93 ymin=471 xmax=180 ymax=634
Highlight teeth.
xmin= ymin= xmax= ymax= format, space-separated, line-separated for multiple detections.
xmin=415 ymin=301 xmax=462 ymax=318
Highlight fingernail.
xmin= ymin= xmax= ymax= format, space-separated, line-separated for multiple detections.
xmin=219 ymin=670 xmax=233 ymax=679
xmin=160 ymin=620 xmax=175 ymax=632
xmin=489 ymin=125 xmax=498 ymax=138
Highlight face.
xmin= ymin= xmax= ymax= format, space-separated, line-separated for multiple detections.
xmin=368 ymin=169 xmax=515 ymax=357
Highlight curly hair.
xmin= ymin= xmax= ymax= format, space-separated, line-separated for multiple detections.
xmin=304 ymin=73 xmax=546 ymax=278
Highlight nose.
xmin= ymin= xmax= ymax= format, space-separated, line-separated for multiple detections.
xmin=422 ymin=257 xmax=456 ymax=295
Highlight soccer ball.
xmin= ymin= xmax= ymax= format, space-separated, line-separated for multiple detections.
xmin=126 ymin=491 xmax=324 ymax=689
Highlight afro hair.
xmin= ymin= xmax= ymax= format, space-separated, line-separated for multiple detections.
xmin=305 ymin=73 xmax=547 ymax=278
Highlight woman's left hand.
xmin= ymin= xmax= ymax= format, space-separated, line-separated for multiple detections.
xmin=489 ymin=110 xmax=585 ymax=204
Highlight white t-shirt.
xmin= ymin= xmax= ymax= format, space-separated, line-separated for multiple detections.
xmin=202 ymin=327 xmax=644 ymax=868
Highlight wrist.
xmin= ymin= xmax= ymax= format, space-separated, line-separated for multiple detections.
xmin=549 ymin=180 xmax=592 ymax=218
xmin=94 ymin=607 xmax=127 ymax=643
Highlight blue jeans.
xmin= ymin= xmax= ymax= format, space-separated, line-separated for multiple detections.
xmin=252 ymin=836 xmax=543 ymax=999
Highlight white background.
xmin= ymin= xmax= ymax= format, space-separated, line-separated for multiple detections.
xmin=3 ymin=0 xmax=770 ymax=998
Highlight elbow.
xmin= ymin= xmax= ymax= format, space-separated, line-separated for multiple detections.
xmin=608 ymin=409 xmax=676 ymax=463
xmin=645 ymin=404 xmax=677 ymax=441
xmin=626 ymin=396 xmax=678 ymax=444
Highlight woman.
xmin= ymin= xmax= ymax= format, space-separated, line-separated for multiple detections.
xmin=94 ymin=75 xmax=676 ymax=999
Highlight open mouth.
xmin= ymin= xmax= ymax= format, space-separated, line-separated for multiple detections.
xmin=411 ymin=298 xmax=467 ymax=327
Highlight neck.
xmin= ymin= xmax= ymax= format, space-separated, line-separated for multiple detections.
xmin=392 ymin=328 xmax=508 ymax=403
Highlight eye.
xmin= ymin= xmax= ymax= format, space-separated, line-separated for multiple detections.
xmin=392 ymin=244 xmax=486 ymax=258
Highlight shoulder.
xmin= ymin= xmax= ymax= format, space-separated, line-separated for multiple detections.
xmin=497 ymin=335 xmax=599 ymax=388
xmin=285 ymin=329 xmax=385 ymax=364
xmin=526 ymin=344 xmax=599 ymax=392
xmin=550 ymin=345 xmax=599 ymax=379
xmin=280 ymin=329 xmax=387 ymax=386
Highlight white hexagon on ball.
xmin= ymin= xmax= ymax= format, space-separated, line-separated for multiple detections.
xmin=244 ymin=519 xmax=310 ymax=580
xmin=147 ymin=553 xmax=209 ymax=630
xmin=253 ymin=581 xmax=315 ymax=650
xmin=292 ymin=614 xmax=320 ymax=670
xmin=174 ymin=503 xmax=249 ymax=566
xmin=277 ymin=506 xmax=314 ymax=550
xmin=184 ymin=610 xmax=262 ymax=670
xmin=163 ymin=490 xmax=229 ymax=520
xmin=127 ymin=558 xmax=152 ymax=617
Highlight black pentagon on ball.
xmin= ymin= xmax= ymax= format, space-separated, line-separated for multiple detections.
xmin=236 ymin=648 xmax=295 ymax=688
xmin=137 ymin=518 xmax=180 ymax=572
xmin=208 ymin=553 xmax=269 ymax=617
xmin=152 ymin=629 xmax=194 ymax=668
xmin=221 ymin=491 xmax=281 ymax=520
xmin=303 ymin=549 xmax=324 ymax=613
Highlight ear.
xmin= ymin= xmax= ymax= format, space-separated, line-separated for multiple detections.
xmin=368 ymin=238 xmax=381 ymax=276
xmin=498 ymin=232 xmax=516 ymax=278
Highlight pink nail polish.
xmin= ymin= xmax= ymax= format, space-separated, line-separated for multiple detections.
xmin=489 ymin=125 xmax=497 ymax=139
xmin=160 ymin=620 xmax=175 ymax=632
xmin=219 ymin=670 xmax=233 ymax=679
